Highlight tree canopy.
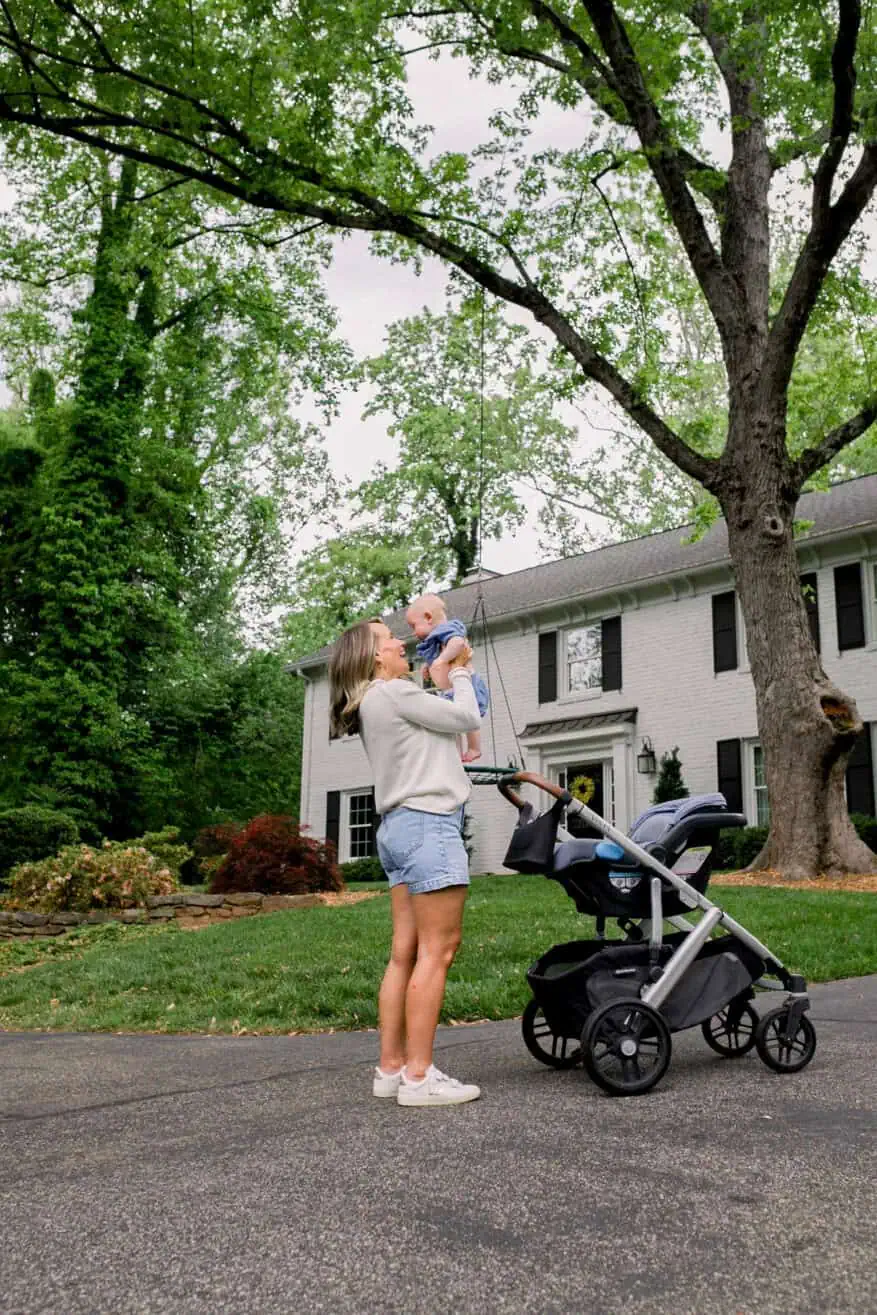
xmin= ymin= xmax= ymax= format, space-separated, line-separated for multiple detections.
xmin=0 ymin=1 xmax=875 ymax=874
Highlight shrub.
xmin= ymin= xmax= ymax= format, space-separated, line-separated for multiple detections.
xmin=182 ymin=822 xmax=243 ymax=884
xmin=209 ymin=815 xmax=344 ymax=896
xmin=716 ymin=826 xmax=769 ymax=871
xmin=716 ymin=817 xmax=877 ymax=871
xmin=653 ymin=747 xmax=689 ymax=804
xmin=850 ymin=814 xmax=877 ymax=854
xmin=0 ymin=806 xmax=80 ymax=882
xmin=5 ymin=841 xmax=179 ymax=914
xmin=132 ymin=827 xmax=192 ymax=880
xmin=194 ymin=822 xmax=242 ymax=858
xmin=340 ymin=855 xmax=386 ymax=882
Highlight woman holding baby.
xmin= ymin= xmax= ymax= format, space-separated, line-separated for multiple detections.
xmin=328 ymin=597 xmax=486 ymax=1108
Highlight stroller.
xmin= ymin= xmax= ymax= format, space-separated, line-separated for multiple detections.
xmin=498 ymin=771 xmax=816 ymax=1096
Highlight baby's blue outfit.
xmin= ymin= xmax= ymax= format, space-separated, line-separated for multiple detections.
xmin=416 ymin=619 xmax=490 ymax=717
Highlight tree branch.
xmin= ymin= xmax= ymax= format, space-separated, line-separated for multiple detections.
xmin=0 ymin=51 xmax=717 ymax=490
xmin=811 ymin=0 xmax=861 ymax=224
xmin=577 ymin=0 xmax=740 ymax=340
xmin=764 ymin=141 xmax=877 ymax=406
xmin=794 ymin=397 xmax=877 ymax=484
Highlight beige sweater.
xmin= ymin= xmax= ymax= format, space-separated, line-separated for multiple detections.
xmin=359 ymin=670 xmax=481 ymax=816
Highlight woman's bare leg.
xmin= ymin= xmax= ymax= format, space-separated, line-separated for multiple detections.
xmin=404 ymin=885 xmax=468 ymax=1079
xmin=377 ymin=885 xmax=418 ymax=1073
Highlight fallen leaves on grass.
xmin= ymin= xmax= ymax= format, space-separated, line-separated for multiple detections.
xmin=716 ymin=869 xmax=877 ymax=893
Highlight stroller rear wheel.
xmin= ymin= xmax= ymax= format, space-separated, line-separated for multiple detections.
xmin=521 ymin=998 xmax=582 ymax=1068
xmin=582 ymin=998 xmax=671 ymax=1096
xmin=754 ymin=1006 xmax=817 ymax=1073
xmin=701 ymin=1000 xmax=758 ymax=1058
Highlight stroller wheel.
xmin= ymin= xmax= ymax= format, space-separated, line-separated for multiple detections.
xmin=754 ymin=1006 xmax=817 ymax=1074
xmin=582 ymin=998 xmax=671 ymax=1096
xmin=701 ymin=1002 xmax=758 ymax=1058
xmin=522 ymin=999 xmax=582 ymax=1068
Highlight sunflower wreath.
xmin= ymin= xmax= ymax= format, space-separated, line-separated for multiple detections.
xmin=568 ymin=774 xmax=596 ymax=806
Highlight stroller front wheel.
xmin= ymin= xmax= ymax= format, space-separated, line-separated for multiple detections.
xmin=521 ymin=998 xmax=582 ymax=1068
xmin=754 ymin=1006 xmax=817 ymax=1074
xmin=582 ymin=998 xmax=671 ymax=1096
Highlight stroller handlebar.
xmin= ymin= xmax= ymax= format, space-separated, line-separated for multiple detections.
xmin=497 ymin=771 xmax=572 ymax=810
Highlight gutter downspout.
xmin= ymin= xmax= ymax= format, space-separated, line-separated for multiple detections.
xmin=296 ymin=669 xmax=315 ymax=831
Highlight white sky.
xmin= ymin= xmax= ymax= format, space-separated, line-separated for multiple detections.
xmin=306 ymin=48 xmax=611 ymax=575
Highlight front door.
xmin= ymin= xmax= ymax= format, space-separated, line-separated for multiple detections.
xmin=559 ymin=762 xmax=605 ymax=838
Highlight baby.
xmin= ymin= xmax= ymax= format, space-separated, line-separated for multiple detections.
xmin=406 ymin=593 xmax=490 ymax=763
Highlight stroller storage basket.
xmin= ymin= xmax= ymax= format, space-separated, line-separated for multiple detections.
xmin=528 ymin=934 xmax=766 ymax=1036
xmin=526 ymin=940 xmax=606 ymax=1040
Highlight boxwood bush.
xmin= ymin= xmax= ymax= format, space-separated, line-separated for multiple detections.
xmin=0 ymin=806 xmax=80 ymax=883
xmin=716 ymin=815 xmax=877 ymax=870
xmin=340 ymin=855 xmax=386 ymax=883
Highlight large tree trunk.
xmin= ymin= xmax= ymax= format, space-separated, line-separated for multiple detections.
xmin=719 ymin=459 xmax=876 ymax=880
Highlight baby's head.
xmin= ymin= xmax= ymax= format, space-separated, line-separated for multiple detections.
xmin=406 ymin=592 xmax=447 ymax=639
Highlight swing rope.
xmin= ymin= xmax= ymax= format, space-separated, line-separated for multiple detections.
xmin=464 ymin=285 xmax=524 ymax=777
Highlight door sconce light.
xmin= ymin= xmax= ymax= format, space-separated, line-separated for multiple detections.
xmin=637 ymin=737 xmax=657 ymax=775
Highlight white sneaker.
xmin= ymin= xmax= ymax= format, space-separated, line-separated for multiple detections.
xmin=372 ymin=1066 xmax=403 ymax=1098
xmin=397 ymin=1065 xmax=481 ymax=1107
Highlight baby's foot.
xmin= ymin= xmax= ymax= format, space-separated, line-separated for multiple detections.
xmin=461 ymin=748 xmax=482 ymax=763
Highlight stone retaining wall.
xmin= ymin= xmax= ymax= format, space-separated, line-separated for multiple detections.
xmin=0 ymin=891 xmax=325 ymax=939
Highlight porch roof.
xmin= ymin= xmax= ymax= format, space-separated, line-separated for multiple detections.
xmin=519 ymin=708 xmax=638 ymax=739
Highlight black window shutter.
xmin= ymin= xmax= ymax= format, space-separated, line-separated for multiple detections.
xmin=325 ymin=790 xmax=341 ymax=853
xmin=538 ymin=631 xmax=557 ymax=704
xmin=800 ymin=573 xmax=820 ymax=652
xmin=835 ymin=563 xmax=865 ymax=651
xmin=846 ymin=726 xmax=875 ymax=817
xmin=716 ymin=739 xmax=743 ymax=813
xmin=712 ymin=592 xmax=738 ymax=672
xmin=368 ymin=787 xmax=379 ymax=858
xmin=601 ymin=616 xmax=622 ymax=690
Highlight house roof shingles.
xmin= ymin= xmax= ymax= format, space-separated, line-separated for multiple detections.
xmin=292 ymin=473 xmax=877 ymax=670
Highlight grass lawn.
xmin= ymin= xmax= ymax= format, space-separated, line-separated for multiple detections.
xmin=0 ymin=875 xmax=875 ymax=1035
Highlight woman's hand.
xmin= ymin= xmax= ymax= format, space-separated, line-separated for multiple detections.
xmin=447 ymin=642 xmax=473 ymax=669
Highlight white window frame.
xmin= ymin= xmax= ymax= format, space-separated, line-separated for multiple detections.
xmin=341 ymin=789 xmax=375 ymax=863
xmin=868 ymin=559 xmax=877 ymax=650
xmin=750 ymin=742 xmax=770 ymax=828
xmin=561 ymin=622 xmax=603 ymax=700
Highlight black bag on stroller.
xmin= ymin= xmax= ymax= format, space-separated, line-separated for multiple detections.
xmin=502 ymin=795 xmax=567 ymax=873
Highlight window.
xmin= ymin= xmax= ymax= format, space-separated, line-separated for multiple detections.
xmin=560 ymin=616 xmax=622 ymax=696
xmin=347 ymin=791 xmax=376 ymax=859
xmin=566 ymin=624 xmax=602 ymax=693
xmin=325 ymin=788 xmax=376 ymax=860
xmin=752 ymin=745 xmax=770 ymax=827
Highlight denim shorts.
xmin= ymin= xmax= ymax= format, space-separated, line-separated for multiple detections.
xmin=376 ymin=806 xmax=469 ymax=896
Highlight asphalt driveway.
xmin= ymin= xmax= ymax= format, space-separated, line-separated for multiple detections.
xmin=1 ymin=976 xmax=875 ymax=1315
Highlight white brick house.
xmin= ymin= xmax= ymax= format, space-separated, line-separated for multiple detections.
xmin=292 ymin=475 xmax=877 ymax=874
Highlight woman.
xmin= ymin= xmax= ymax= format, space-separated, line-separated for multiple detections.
xmin=329 ymin=618 xmax=482 ymax=1107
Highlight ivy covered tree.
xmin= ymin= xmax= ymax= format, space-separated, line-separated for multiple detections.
xmin=0 ymin=142 xmax=346 ymax=831
xmin=0 ymin=3 xmax=875 ymax=876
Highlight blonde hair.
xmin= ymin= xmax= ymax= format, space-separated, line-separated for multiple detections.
xmin=328 ymin=619 xmax=381 ymax=739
